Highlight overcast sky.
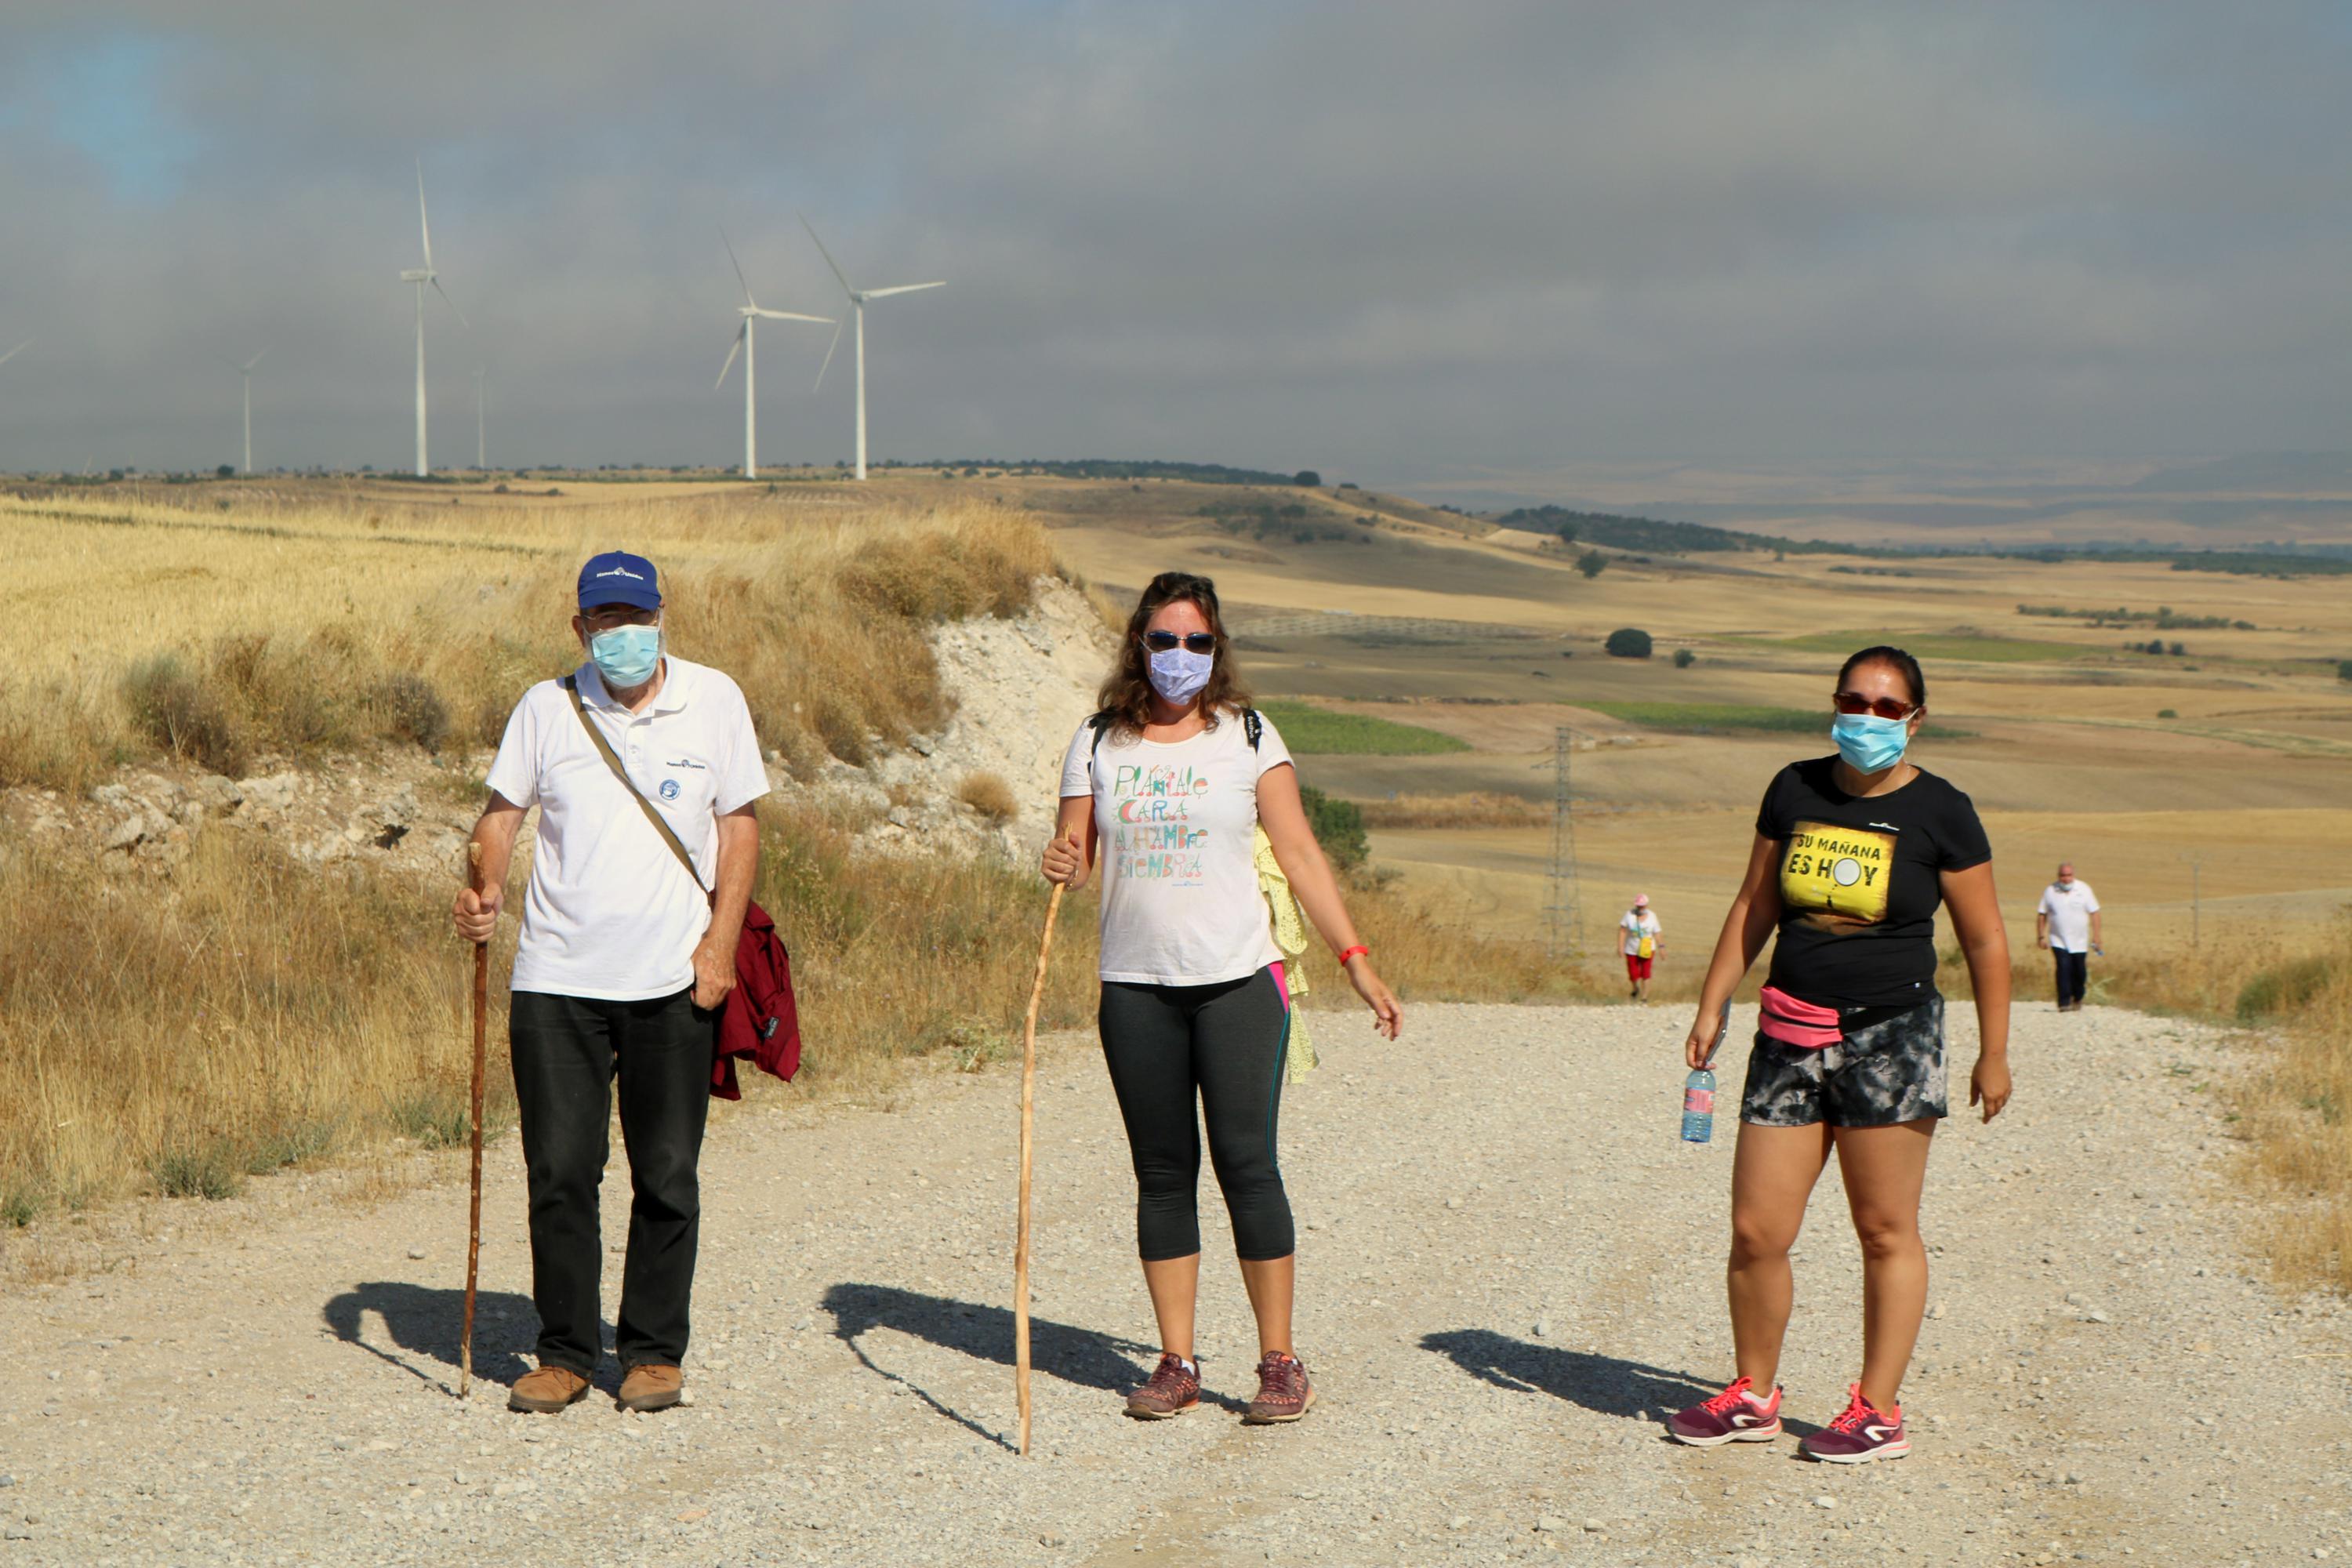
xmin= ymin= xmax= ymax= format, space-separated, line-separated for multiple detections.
xmin=2 ymin=2 xmax=2347 ymax=487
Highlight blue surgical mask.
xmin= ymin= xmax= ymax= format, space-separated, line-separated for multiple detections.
xmin=588 ymin=623 xmax=662 ymax=689
xmin=1146 ymin=646 xmax=1214 ymax=705
xmin=1831 ymin=711 xmax=1911 ymax=774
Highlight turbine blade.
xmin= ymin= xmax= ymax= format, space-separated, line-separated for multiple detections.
xmin=0 ymin=338 xmax=34 ymax=368
xmin=753 ymin=308 xmax=833 ymax=324
xmin=720 ymin=226 xmax=756 ymax=307
xmin=799 ymin=213 xmax=855 ymax=296
xmin=417 ymin=160 xmax=434 ymax=270
xmin=862 ymin=281 xmax=946 ymax=299
xmin=716 ymin=322 xmax=745 ymax=389
xmin=433 ymin=275 xmax=470 ymax=329
xmin=811 ymin=317 xmax=843 ymax=393
xmin=244 ymin=347 xmax=270 ymax=372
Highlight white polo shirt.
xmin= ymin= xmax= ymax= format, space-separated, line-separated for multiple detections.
xmin=2036 ymin=879 xmax=2100 ymax=953
xmin=487 ymin=656 xmax=770 ymax=1001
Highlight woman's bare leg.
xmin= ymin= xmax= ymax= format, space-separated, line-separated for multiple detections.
xmin=1833 ymin=1120 xmax=1936 ymax=1410
xmin=1728 ymin=1120 xmax=1835 ymax=1388
xmin=1141 ymin=1254 xmax=1201 ymax=1362
xmin=1236 ymin=1254 xmax=1295 ymax=1357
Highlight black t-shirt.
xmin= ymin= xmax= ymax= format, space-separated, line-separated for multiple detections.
xmin=1755 ymin=757 xmax=1992 ymax=1009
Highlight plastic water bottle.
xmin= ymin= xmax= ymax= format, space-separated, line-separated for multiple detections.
xmin=1681 ymin=1066 xmax=1717 ymax=1144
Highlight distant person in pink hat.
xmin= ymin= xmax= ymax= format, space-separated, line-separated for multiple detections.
xmin=1620 ymin=894 xmax=1664 ymax=1002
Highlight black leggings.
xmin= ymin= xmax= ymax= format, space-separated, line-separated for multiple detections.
xmin=1098 ymin=967 xmax=1294 ymax=1262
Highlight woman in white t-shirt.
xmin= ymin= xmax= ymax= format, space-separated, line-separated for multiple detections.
xmin=1043 ymin=570 xmax=1403 ymax=1427
xmin=1620 ymin=894 xmax=1664 ymax=1002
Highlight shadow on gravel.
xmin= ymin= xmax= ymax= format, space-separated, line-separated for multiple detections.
xmin=822 ymin=1282 xmax=1224 ymax=1450
xmin=323 ymin=1282 xmax=542 ymax=1394
xmin=1420 ymin=1329 xmax=1717 ymax=1421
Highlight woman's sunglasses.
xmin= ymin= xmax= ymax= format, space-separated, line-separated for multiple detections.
xmin=1143 ymin=631 xmax=1218 ymax=655
xmin=1832 ymin=691 xmax=1918 ymax=720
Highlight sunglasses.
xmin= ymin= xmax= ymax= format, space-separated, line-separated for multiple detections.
xmin=1143 ymin=631 xmax=1218 ymax=655
xmin=1832 ymin=691 xmax=1918 ymax=720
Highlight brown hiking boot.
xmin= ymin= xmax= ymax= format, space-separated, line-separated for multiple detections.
xmin=1243 ymin=1351 xmax=1314 ymax=1425
xmin=507 ymin=1364 xmax=593 ymax=1414
xmin=617 ymin=1363 xmax=684 ymax=1413
xmin=1123 ymin=1353 xmax=1201 ymax=1420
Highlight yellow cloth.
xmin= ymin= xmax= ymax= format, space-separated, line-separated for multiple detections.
xmin=1254 ymin=826 xmax=1319 ymax=1083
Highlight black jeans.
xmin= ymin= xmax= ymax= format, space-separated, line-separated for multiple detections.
xmin=1098 ymin=967 xmax=1294 ymax=1262
xmin=509 ymin=987 xmax=716 ymax=1375
xmin=2053 ymin=949 xmax=2089 ymax=1008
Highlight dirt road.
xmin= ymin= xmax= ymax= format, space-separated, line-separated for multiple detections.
xmin=0 ymin=1002 xmax=2341 ymax=1566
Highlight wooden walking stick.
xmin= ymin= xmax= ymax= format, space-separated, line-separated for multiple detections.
xmin=460 ymin=843 xmax=488 ymax=1399
xmin=1014 ymin=881 xmax=1065 ymax=1457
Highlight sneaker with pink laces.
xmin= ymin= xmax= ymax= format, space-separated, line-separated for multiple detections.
xmin=1123 ymin=1353 xmax=1201 ymax=1419
xmin=1799 ymin=1383 xmax=1909 ymax=1464
xmin=1666 ymin=1375 xmax=1784 ymax=1446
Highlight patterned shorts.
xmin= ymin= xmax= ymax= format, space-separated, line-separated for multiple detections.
xmin=1740 ymin=995 xmax=1947 ymax=1128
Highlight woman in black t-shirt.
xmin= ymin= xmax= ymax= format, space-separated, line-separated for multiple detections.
xmin=1664 ymin=645 xmax=2010 ymax=1465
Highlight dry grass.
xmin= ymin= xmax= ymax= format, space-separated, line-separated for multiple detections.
xmin=0 ymin=485 xmax=1054 ymax=789
xmin=956 ymin=771 xmax=1020 ymax=825
xmin=1356 ymin=792 xmax=1550 ymax=830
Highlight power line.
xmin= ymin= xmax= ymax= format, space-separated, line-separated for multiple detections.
xmin=1544 ymin=725 xmax=1584 ymax=960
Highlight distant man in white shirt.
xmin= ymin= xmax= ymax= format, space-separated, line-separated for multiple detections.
xmin=1620 ymin=894 xmax=1663 ymax=1003
xmin=451 ymin=551 xmax=768 ymax=1417
xmin=2034 ymin=862 xmax=2102 ymax=1013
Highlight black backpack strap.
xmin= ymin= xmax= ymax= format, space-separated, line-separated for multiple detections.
xmin=1242 ymin=708 xmax=1262 ymax=751
xmin=1087 ymin=708 xmax=1116 ymax=760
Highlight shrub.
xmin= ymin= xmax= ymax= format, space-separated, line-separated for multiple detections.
xmin=372 ymin=673 xmax=450 ymax=752
xmin=1294 ymin=470 xmax=1322 ymax=487
xmin=1298 ymin=783 xmax=1368 ymax=872
xmin=2158 ymin=708 xmax=2178 ymax=719
xmin=123 ymin=653 xmax=251 ymax=777
xmin=2338 ymin=659 xmax=2352 ymax=682
xmin=1671 ymin=648 xmax=1696 ymax=669
xmin=956 ymin=770 xmax=1019 ymax=824
xmin=1605 ymin=628 xmax=1653 ymax=659
xmin=2237 ymin=955 xmax=2339 ymax=1023
xmin=152 ymin=1138 xmax=245 ymax=1200
xmin=1577 ymin=550 xmax=1606 ymax=579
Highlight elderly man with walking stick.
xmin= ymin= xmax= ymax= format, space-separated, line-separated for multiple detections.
xmin=452 ymin=550 xmax=768 ymax=1414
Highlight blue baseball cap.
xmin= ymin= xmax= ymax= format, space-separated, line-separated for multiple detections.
xmin=577 ymin=550 xmax=662 ymax=612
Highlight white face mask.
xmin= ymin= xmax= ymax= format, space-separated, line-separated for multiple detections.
xmin=1145 ymin=646 xmax=1214 ymax=705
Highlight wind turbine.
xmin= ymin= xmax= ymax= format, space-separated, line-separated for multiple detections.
xmin=800 ymin=216 xmax=944 ymax=480
xmin=714 ymin=230 xmax=832 ymax=481
xmin=397 ymin=162 xmax=466 ymax=477
xmin=234 ymin=349 xmax=267 ymax=474
xmin=0 ymin=339 xmax=31 ymax=370
xmin=474 ymin=365 xmax=486 ymax=470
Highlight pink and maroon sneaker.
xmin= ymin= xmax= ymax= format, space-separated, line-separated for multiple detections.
xmin=1124 ymin=1353 xmax=1201 ymax=1419
xmin=1800 ymin=1383 xmax=1910 ymax=1464
xmin=1666 ymin=1375 xmax=1784 ymax=1446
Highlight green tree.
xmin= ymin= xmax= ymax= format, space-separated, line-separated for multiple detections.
xmin=1577 ymin=550 xmax=1606 ymax=579
xmin=2337 ymin=660 xmax=2352 ymax=682
xmin=1605 ymin=628 xmax=1653 ymax=659
xmin=1672 ymin=648 xmax=1696 ymax=669
xmin=1294 ymin=470 xmax=1322 ymax=487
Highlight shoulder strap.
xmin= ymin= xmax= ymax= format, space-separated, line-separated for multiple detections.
xmin=1087 ymin=708 xmax=1115 ymax=760
xmin=1242 ymin=708 xmax=1261 ymax=751
xmin=561 ymin=675 xmax=711 ymax=896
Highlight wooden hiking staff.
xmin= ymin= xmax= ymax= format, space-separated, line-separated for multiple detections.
xmin=1014 ymin=881 xmax=1065 ymax=1457
xmin=459 ymin=843 xmax=488 ymax=1399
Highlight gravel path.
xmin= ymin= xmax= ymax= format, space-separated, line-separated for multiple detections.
xmin=2 ymin=1002 xmax=2345 ymax=1566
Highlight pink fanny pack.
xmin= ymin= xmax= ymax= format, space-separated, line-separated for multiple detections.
xmin=1759 ymin=985 xmax=1842 ymax=1050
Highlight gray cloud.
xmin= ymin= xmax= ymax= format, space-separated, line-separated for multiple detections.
xmin=0 ymin=1 xmax=2347 ymax=482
